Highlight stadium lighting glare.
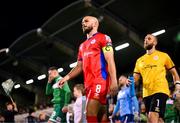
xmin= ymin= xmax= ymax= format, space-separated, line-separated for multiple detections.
xmin=26 ymin=79 xmax=34 ymax=84
xmin=14 ymin=84 xmax=20 ymax=89
xmin=152 ymin=29 xmax=165 ymax=36
xmin=58 ymin=68 xmax=64 ymax=73
xmin=0 ymin=48 xmax=9 ymax=53
xmin=69 ymin=62 xmax=77 ymax=68
xmin=115 ymin=43 xmax=130 ymax=51
xmin=37 ymin=74 xmax=46 ymax=80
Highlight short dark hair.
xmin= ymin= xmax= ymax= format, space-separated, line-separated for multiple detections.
xmin=6 ymin=102 xmax=12 ymax=106
xmin=6 ymin=102 xmax=14 ymax=109
xmin=28 ymin=107 xmax=35 ymax=114
xmin=48 ymin=66 xmax=58 ymax=71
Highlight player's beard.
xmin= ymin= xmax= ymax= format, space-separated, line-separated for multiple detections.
xmin=144 ymin=43 xmax=154 ymax=50
xmin=83 ymin=26 xmax=93 ymax=34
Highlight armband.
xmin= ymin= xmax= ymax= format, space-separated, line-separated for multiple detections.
xmin=102 ymin=46 xmax=113 ymax=53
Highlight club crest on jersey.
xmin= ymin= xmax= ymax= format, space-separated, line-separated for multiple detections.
xmin=153 ymin=55 xmax=159 ymax=60
xmin=90 ymin=39 xmax=96 ymax=44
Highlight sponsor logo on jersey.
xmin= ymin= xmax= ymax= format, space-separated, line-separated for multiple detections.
xmin=93 ymin=93 xmax=100 ymax=100
xmin=91 ymin=39 xmax=96 ymax=44
xmin=84 ymin=52 xmax=93 ymax=57
xmin=144 ymin=64 xmax=157 ymax=69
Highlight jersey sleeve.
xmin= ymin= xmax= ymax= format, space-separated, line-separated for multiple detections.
xmin=100 ymin=34 xmax=114 ymax=53
xmin=46 ymin=83 xmax=53 ymax=95
xmin=63 ymin=82 xmax=71 ymax=106
xmin=134 ymin=59 xmax=140 ymax=74
xmin=77 ymin=44 xmax=83 ymax=61
xmin=165 ymin=53 xmax=175 ymax=70
xmin=100 ymin=34 xmax=112 ymax=47
xmin=129 ymin=76 xmax=136 ymax=97
xmin=112 ymin=100 xmax=120 ymax=115
xmin=131 ymin=96 xmax=139 ymax=113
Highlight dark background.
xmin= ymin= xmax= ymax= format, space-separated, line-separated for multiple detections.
xmin=0 ymin=0 xmax=179 ymax=108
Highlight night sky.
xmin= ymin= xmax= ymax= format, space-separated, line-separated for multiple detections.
xmin=0 ymin=0 xmax=77 ymax=49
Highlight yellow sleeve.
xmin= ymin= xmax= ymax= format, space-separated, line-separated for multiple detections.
xmin=134 ymin=59 xmax=140 ymax=74
xmin=165 ymin=54 xmax=175 ymax=70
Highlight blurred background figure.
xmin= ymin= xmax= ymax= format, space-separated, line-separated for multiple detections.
xmin=106 ymin=94 xmax=118 ymax=123
xmin=0 ymin=114 xmax=5 ymax=123
xmin=66 ymin=100 xmax=74 ymax=123
xmin=25 ymin=107 xmax=38 ymax=123
xmin=38 ymin=112 xmax=48 ymax=123
xmin=164 ymin=86 xmax=179 ymax=123
xmin=138 ymin=103 xmax=147 ymax=123
xmin=73 ymin=84 xmax=86 ymax=123
xmin=2 ymin=102 xmax=18 ymax=123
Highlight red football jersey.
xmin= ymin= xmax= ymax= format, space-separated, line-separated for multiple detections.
xmin=77 ymin=32 xmax=112 ymax=89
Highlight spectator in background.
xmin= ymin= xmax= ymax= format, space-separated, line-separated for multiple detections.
xmin=38 ymin=112 xmax=48 ymax=123
xmin=107 ymin=94 xmax=117 ymax=116
xmin=138 ymin=103 xmax=147 ymax=123
xmin=2 ymin=102 xmax=18 ymax=123
xmin=25 ymin=108 xmax=38 ymax=123
xmin=0 ymin=114 xmax=5 ymax=123
xmin=106 ymin=94 xmax=118 ymax=123
xmin=164 ymin=86 xmax=179 ymax=123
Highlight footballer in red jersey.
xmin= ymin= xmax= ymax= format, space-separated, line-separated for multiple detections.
xmin=78 ymin=32 xmax=112 ymax=104
xmin=58 ymin=16 xmax=118 ymax=123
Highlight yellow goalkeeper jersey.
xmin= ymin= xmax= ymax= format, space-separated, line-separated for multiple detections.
xmin=134 ymin=50 xmax=175 ymax=97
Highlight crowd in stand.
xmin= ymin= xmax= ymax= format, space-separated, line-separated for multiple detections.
xmin=0 ymin=102 xmax=52 ymax=123
xmin=1 ymin=78 xmax=179 ymax=123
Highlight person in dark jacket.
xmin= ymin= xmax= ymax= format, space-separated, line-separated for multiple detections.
xmin=3 ymin=102 xmax=18 ymax=123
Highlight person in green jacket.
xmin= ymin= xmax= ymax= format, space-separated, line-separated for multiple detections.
xmin=46 ymin=67 xmax=71 ymax=123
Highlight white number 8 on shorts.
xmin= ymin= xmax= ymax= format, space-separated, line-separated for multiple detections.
xmin=96 ymin=84 xmax=101 ymax=93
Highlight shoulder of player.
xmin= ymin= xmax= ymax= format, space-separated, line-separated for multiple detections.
xmin=155 ymin=50 xmax=169 ymax=57
xmin=96 ymin=32 xmax=110 ymax=38
xmin=136 ymin=55 xmax=145 ymax=62
xmin=64 ymin=82 xmax=71 ymax=90
xmin=78 ymin=42 xmax=84 ymax=50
